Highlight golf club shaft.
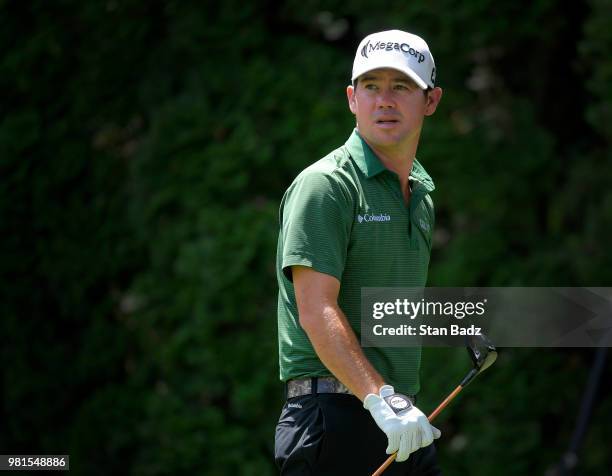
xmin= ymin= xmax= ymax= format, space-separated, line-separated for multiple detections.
xmin=371 ymin=384 xmax=464 ymax=476
xmin=428 ymin=384 xmax=463 ymax=421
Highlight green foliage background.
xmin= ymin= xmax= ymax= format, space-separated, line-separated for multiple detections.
xmin=1 ymin=1 xmax=611 ymax=474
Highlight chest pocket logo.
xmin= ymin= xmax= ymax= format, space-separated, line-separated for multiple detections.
xmin=356 ymin=213 xmax=391 ymax=223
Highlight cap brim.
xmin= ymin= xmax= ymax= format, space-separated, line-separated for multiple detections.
xmin=352 ymin=63 xmax=428 ymax=89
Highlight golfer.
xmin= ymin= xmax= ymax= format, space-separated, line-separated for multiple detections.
xmin=275 ymin=29 xmax=444 ymax=475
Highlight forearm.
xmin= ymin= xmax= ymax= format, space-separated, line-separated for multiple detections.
xmin=301 ymin=302 xmax=385 ymax=401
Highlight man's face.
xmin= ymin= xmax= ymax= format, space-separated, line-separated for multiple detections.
xmin=346 ymin=68 xmax=442 ymax=152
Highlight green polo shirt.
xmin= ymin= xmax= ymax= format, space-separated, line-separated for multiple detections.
xmin=276 ymin=129 xmax=435 ymax=396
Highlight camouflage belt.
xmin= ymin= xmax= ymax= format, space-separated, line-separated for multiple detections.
xmin=286 ymin=377 xmax=417 ymax=403
xmin=286 ymin=377 xmax=352 ymax=398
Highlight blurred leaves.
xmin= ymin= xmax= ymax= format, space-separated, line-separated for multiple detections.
xmin=1 ymin=1 xmax=611 ymax=475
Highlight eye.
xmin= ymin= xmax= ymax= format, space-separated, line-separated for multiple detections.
xmin=364 ymin=83 xmax=378 ymax=91
xmin=393 ymin=84 xmax=410 ymax=91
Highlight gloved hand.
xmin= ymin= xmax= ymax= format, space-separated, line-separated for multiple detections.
xmin=364 ymin=385 xmax=441 ymax=462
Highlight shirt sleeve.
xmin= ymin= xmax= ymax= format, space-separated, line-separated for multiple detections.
xmin=279 ymin=170 xmax=354 ymax=282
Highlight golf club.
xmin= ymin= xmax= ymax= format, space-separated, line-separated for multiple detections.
xmin=372 ymin=334 xmax=498 ymax=476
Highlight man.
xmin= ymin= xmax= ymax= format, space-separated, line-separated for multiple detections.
xmin=275 ymin=29 xmax=444 ymax=475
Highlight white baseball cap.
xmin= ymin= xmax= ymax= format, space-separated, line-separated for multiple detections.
xmin=352 ymin=30 xmax=436 ymax=89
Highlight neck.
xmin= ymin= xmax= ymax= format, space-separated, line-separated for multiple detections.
xmin=362 ymin=137 xmax=417 ymax=188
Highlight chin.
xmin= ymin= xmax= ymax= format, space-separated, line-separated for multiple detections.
xmin=371 ymin=132 xmax=404 ymax=146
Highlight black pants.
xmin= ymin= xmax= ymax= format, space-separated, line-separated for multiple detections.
xmin=275 ymin=393 xmax=441 ymax=476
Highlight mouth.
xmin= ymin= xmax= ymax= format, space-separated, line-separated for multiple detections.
xmin=375 ymin=118 xmax=400 ymax=128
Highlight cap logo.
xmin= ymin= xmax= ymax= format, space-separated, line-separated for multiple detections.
xmin=360 ymin=39 xmax=426 ymax=63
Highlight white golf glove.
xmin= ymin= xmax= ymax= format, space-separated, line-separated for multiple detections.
xmin=364 ymin=385 xmax=441 ymax=462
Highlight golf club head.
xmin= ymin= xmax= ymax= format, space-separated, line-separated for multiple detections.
xmin=466 ymin=333 xmax=497 ymax=374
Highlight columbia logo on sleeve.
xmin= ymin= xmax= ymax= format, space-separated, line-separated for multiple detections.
xmin=419 ymin=218 xmax=430 ymax=232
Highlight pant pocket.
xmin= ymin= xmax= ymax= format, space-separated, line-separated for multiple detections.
xmin=275 ymin=396 xmax=327 ymax=475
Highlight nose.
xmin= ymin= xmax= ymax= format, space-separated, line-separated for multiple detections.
xmin=376 ymin=88 xmax=395 ymax=109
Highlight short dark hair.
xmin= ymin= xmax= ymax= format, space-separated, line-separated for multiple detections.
xmin=352 ymin=78 xmax=431 ymax=96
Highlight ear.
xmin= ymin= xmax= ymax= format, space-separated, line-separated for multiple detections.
xmin=346 ymin=84 xmax=357 ymax=115
xmin=424 ymin=87 xmax=443 ymax=116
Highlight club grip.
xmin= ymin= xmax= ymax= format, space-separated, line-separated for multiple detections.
xmin=371 ymin=385 xmax=464 ymax=476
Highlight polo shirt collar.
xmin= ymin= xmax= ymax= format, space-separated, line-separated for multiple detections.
xmin=345 ymin=129 xmax=386 ymax=178
xmin=410 ymin=159 xmax=435 ymax=193
xmin=345 ymin=129 xmax=435 ymax=193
